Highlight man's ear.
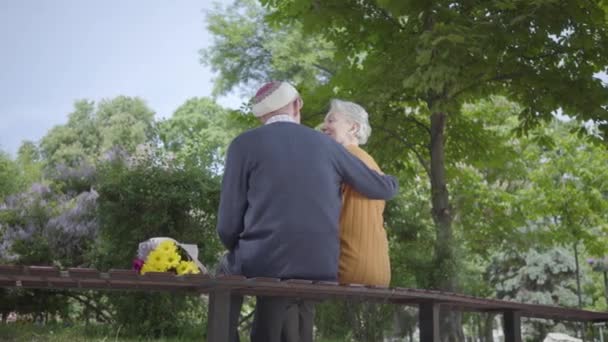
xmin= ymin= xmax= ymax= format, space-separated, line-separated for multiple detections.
xmin=350 ymin=122 xmax=360 ymax=134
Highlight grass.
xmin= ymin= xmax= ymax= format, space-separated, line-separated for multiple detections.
xmin=0 ymin=322 xmax=205 ymax=342
xmin=0 ymin=322 xmax=350 ymax=341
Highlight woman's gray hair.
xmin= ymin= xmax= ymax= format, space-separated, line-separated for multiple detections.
xmin=328 ymin=99 xmax=372 ymax=144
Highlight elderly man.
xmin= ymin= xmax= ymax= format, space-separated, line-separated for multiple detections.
xmin=216 ymin=81 xmax=399 ymax=342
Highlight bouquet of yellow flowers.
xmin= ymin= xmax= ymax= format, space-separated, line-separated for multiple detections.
xmin=132 ymin=237 xmax=207 ymax=275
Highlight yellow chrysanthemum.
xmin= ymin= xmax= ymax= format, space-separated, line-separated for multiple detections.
xmin=158 ymin=240 xmax=177 ymax=254
xmin=145 ymin=249 xmax=170 ymax=272
xmin=140 ymin=240 xmax=188 ymax=274
xmin=176 ymin=261 xmax=200 ymax=275
xmin=162 ymin=249 xmax=181 ymax=270
xmin=140 ymin=263 xmax=154 ymax=275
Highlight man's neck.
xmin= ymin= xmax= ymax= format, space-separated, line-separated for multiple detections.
xmin=264 ymin=114 xmax=297 ymax=125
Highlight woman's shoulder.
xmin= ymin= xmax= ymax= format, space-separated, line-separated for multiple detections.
xmin=346 ymin=145 xmax=381 ymax=171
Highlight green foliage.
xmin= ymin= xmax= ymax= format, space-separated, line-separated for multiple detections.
xmin=40 ymin=100 xmax=99 ymax=169
xmin=0 ymin=151 xmax=20 ymax=201
xmin=96 ymin=96 xmax=156 ymax=153
xmin=261 ymin=0 xmax=608 ymax=130
xmin=201 ymin=0 xmax=334 ymax=97
xmin=0 ymin=321 xmax=205 ymax=341
xmin=15 ymin=141 xmax=43 ymax=189
xmin=315 ymin=301 xmax=393 ymax=342
xmin=384 ymin=180 xmax=436 ymax=288
xmin=0 ymin=144 xmax=43 ymax=202
xmin=95 ymin=145 xmax=222 ymax=269
xmin=109 ymin=293 xmax=206 ymax=338
xmin=158 ymin=97 xmax=246 ymax=173
xmin=518 ymin=121 xmax=608 ymax=255
xmin=40 ymin=97 xmax=155 ymax=170
xmin=487 ymin=246 xmax=589 ymax=339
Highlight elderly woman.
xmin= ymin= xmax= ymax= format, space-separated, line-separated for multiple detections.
xmin=322 ymin=99 xmax=391 ymax=286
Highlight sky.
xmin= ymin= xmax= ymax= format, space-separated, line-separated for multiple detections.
xmin=0 ymin=0 xmax=243 ymax=157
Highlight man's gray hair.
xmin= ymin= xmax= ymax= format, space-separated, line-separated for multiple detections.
xmin=328 ymin=99 xmax=372 ymax=144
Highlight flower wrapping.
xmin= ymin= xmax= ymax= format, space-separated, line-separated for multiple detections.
xmin=133 ymin=237 xmax=208 ymax=275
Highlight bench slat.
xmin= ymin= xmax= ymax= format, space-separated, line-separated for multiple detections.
xmin=2 ymin=266 xmax=608 ymax=323
xmin=0 ymin=265 xmax=23 ymax=275
xmin=247 ymin=277 xmax=282 ymax=283
xmin=67 ymin=268 xmax=101 ymax=279
xmin=108 ymin=269 xmax=139 ymax=280
xmin=26 ymin=266 xmax=60 ymax=277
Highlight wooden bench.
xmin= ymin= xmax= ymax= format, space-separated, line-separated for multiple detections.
xmin=1 ymin=265 xmax=607 ymax=342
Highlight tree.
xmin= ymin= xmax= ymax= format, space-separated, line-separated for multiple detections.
xmin=519 ymin=121 xmax=608 ymax=255
xmin=40 ymin=96 xmax=155 ymax=171
xmin=258 ymin=1 xmax=608 ymax=338
xmin=15 ymin=141 xmax=43 ymax=189
xmin=40 ymin=100 xmax=99 ymax=169
xmin=201 ymin=0 xmax=335 ymax=97
xmin=487 ymin=247 xmax=589 ymax=339
xmin=0 ymin=151 xmax=19 ymax=201
xmin=158 ymin=97 xmax=245 ymax=173
xmin=96 ymin=96 xmax=156 ymax=153
xmin=0 ymin=180 xmax=100 ymax=324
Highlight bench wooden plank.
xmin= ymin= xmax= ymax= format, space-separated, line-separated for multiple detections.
xmin=2 ymin=266 xmax=608 ymax=324
xmin=26 ymin=266 xmax=60 ymax=277
xmin=284 ymin=279 xmax=313 ymax=285
xmin=67 ymin=268 xmax=101 ymax=279
xmin=0 ymin=265 xmax=23 ymax=275
xmin=0 ymin=279 xmax=16 ymax=287
xmin=248 ymin=277 xmax=282 ymax=283
xmin=108 ymin=269 xmax=139 ymax=280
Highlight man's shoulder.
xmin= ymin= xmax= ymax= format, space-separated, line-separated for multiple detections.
xmin=242 ymin=123 xmax=330 ymax=139
xmin=229 ymin=126 xmax=264 ymax=145
xmin=230 ymin=123 xmax=340 ymax=151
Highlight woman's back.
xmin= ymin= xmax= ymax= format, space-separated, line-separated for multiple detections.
xmin=338 ymin=145 xmax=391 ymax=286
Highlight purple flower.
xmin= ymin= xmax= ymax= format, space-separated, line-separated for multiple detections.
xmin=132 ymin=258 xmax=145 ymax=272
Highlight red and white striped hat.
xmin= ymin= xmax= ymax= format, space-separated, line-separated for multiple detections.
xmin=251 ymin=81 xmax=299 ymax=117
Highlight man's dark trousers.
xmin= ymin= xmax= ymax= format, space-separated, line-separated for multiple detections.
xmin=251 ymin=296 xmax=314 ymax=342
xmin=218 ymin=254 xmax=313 ymax=342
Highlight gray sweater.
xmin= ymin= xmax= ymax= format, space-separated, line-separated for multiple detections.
xmin=216 ymin=122 xmax=398 ymax=281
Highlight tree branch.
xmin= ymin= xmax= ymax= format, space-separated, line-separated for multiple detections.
xmin=405 ymin=116 xmax=432 ymax=135
xmin=377 ymin=126 xmax=431 ymax=178
xmin=312 ymin=63 xmax=335 ymax=77
xmin=58 ymin=292 xmax=112 ymax=323
xmin=522 ymin=48 xmax=566 ymax=61
xmin=376 ymin=6 xmax=405 ymax=30
xmin=239 ymin=310 xmax=255 ymax=326
xmin=449 ymin=72 xmax=524 ymax=100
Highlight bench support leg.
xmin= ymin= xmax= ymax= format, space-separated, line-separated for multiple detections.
xmin=503 ymin=311 xmax=522 ymax=342
xmin=419 ymin=302 xmax=439 ymax=342
xmin=207 ymin=290 xmax=232 ymax=342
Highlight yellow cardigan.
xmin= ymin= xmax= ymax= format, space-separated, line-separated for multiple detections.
xmin=338 ymin=145 xmax=391 ymax=286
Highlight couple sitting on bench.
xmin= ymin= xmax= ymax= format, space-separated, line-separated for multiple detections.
xmin=216 ymin=81 xmax=399 ymax=342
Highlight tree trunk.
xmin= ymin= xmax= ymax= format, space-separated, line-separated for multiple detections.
xmin=429 ymin=111 xmax=464 ymax=341
xmin=483 ymin=313 xmax=495 ymax=342
xmin=573 ymin=241 xmax=587 ymax=342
